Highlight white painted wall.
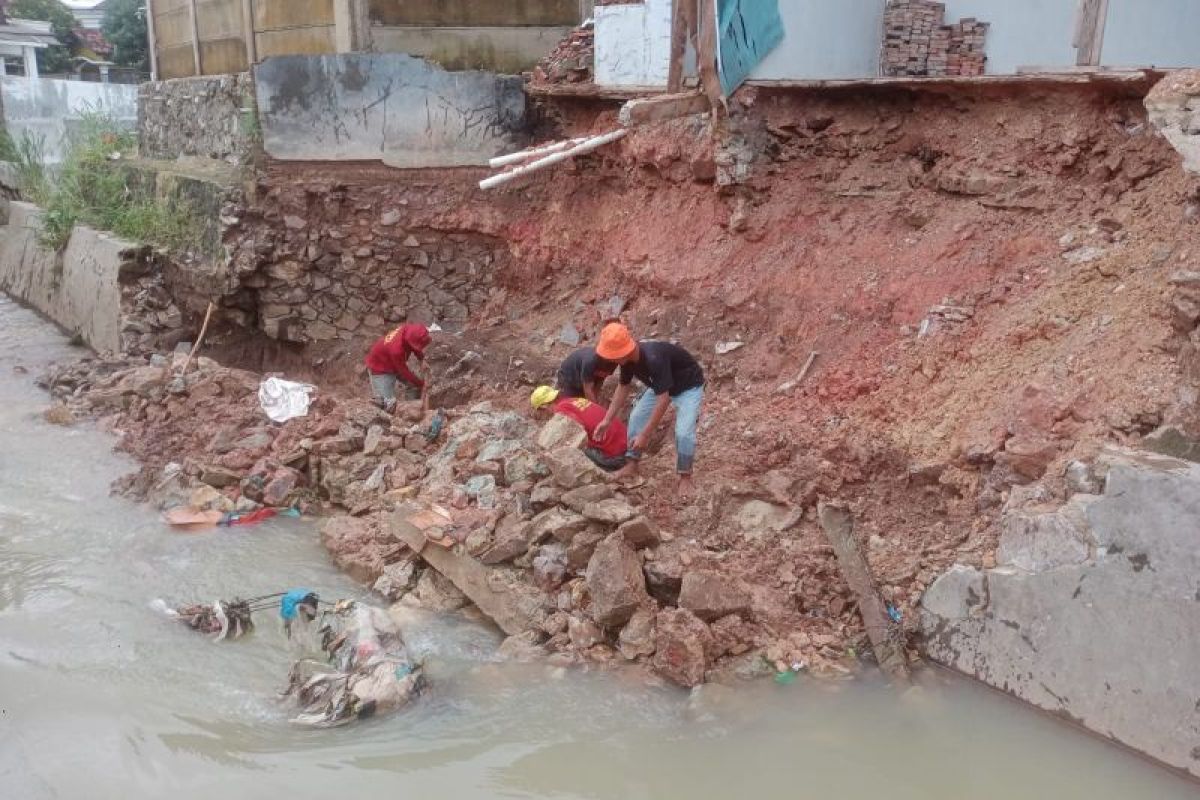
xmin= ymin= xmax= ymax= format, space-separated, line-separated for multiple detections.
xmin=942 ymin=0 xmax=1078 ymax=74
xmin=752 ymin=0 xmax=885 ymax=81
xmin=594 ymin=0 xmax=673 ymax=88
xmin=1102 ymin=0 xmax=1200 ymax=68
xmin=0 ymin=77 xmax=137 ymax=163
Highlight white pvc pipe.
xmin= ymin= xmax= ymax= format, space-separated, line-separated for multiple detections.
xmin=488 ymin=137 xmax=587 ymax=168
xmin=479 ymin=129 xmax=628 ymax=191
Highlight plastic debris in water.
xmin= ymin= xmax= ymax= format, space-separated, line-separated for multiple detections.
xmin=774 ymin=670 xmax=798 ymax=685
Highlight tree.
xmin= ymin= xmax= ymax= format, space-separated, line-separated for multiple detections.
xmin=9 ymin=0 xmax=79 ymax=74
xmin=102 ymin=0 xmax=148 ymax=72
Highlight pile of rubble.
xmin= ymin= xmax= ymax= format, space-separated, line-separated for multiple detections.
xmin=37 ymin=351 xmax=866 ymax=687
xmin=882 ymin=0 xmax=988 ymax=78
xmin=531 ymin=23 xmax=594 ymax=86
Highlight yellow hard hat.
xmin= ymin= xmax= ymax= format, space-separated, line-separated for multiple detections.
xmin=530 ymin=385 xmax=559 ymax=410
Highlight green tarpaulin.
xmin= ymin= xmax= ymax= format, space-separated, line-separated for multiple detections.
xmin=716 ymin=0 xmax=784 ymax=96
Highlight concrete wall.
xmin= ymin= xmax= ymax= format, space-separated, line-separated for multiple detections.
xmin=922 ymin=448 xmax=1200 ymax=778
xmin=753 ymin=0 xmax=884 ymax=81
xmin=371 ymin=24 xmax=573 ymax=74
xmin=254 ymin=53 xmax=526 ymax=166
xmin=942 ymin=0 xmax=1078 ymax=74
xmin=1103 ymin=0 xmax=1200 ymax=68
xmin=0 ymin=78 xmax=138 ymax=164
xmin=594 ymin=0 xmax=672 ymax=87
xmin=0 ymin=202 xmax=126 ymax=353
xmin=138 ymin=73 xmax=256 ymax=164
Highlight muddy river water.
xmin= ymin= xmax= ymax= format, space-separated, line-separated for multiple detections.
xmin=1 ymin=295 xmax=1197 ymax=799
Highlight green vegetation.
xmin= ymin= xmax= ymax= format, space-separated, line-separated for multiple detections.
xmin=9 ymin=0 xmax=80 ymax=75
xmin=4 ymin=114 xmax=206 ymax=254
xmin=102 ymin=0 xmax=151 ymax=73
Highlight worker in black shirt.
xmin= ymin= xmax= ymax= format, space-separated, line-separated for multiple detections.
xmin=594 ymin=322 xmax=705 ymax=496
xmin=555 ymin=346 xmax=615 ymax=402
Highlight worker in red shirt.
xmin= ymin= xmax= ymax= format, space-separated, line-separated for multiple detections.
xmin=531 ymin=385 xmax=627 ymax=471
xmin=365 ymin=323 xmax=431 ymax=412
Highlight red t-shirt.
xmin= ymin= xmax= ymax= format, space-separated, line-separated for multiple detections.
xmin=553 ymin=397 xmax=627 ymax=458
xmin=365 ymin=324 xmax=427 ymax=387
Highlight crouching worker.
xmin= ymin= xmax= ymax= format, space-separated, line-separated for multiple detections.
xmin=593 ymin=323 xmax=704 ymax=497
xmin=531 ymin=385 xmax=628 ymax=472
xmin=365 ymin=322 xmax=431 ymax=412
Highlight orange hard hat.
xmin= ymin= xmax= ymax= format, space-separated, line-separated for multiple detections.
xmin=596 ymin=322 xmax=635 ymax=360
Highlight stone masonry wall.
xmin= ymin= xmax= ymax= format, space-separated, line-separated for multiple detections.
xmin=224 ymin=179 xmax=505 ymax=343
xmin=138 ymin=74 xmax=256 ymax=165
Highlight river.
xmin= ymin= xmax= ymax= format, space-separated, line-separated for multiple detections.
xmin=1 ymin=294 xmax=1196 ymax=800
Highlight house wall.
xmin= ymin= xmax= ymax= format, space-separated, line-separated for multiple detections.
xmin=1102 ymin=0 xmax=1200 ymax=68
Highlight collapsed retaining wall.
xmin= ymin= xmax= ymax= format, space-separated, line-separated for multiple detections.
xmin=0 ymin=202 xmax=179 ymax=355
xmin=922 ymin=448 xmax=1200 ymax=778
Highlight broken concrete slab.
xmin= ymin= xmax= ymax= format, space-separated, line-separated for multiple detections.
xmin=390 ymin=507 xmax=547 ymax=636
xmin=922 ymin=447 xmax=1200 ymax=778
xmin=996 ymin=493 xmax=1097 ymax=573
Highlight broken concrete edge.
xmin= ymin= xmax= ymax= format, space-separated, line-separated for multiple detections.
xmin=919 ymin=446 xmax=1200 ymax=779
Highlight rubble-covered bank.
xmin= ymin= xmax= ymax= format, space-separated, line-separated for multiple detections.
xmin=39 ymin=352 xmax=893 ymax=686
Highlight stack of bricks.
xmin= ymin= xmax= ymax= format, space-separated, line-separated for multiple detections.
xmin=882 ymin=1 xmax=989 ymax=78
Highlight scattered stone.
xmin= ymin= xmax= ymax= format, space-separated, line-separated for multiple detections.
xmin=585 ymin=535 xmax=649 ymax=628
xmin=373 ymin=560 xmax=418 ymax=601
xmin=189 ymin=484 xmax=232 ymax=512
xmin=321 ymin=516 xmax=391 ymax=585
xmin=559 ymin=321 xmax=581 ymax=346
xmin=530 ymin=506 xmax=590 ymax=543
xmin=734 ymin=499 xmax=793 ymax=536
xmin=568 ymin=616 xmax=603 ymax=649
xmin=380 ymin=209 xmax=402 ymax=226
xmin=481 ymin=516 xmax=538 ymax=565
xmin=465 ymin=474 xmax=498 ymax=509
xmin=530 ymin=482 xmax=562 ymax=511
xmin=560 ymin=483 xmax=614 ymax=513
xmin=497 ymin=630 xmax=548 ymax=662
xmin=715 ymin=341 xmax=745 ymax=355
xmin=363 ymin=424 xmax=385 ymax=455
xmin=42 ymin=405 xmax=73 ymax=425
xmin=618 ymin=608 xmax=657 ymax=660
xmin=565 ymin=526 xmax=605 ymax=571
xmin=262 ymin=468 xmax=300 ymax=506
xmin=678 ymin=571 xmax=752 ymax=622
xmin=198 ymin=464 xmax=243 ymax=489
xmin=582 ymin=498 xmax=637 ymax=526
xmin=643 ymin=545 xmax=685 ymax=605
xmin=616 ymin=516 xmax=661 ymax=549
xmin=652 ymin=608 xmax=714 ymax=687
xmin=532 ymin=542 xmax=569 ymax=591
xmin=412 ymin=567 xmax=470 ymax=611
xmin=544 ymin=446 xmax=606 ymax=489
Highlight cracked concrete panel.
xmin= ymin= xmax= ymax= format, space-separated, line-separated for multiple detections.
xmin=254 ymin=53 xmax=526 ymax=166
xmin=996 ymin=494 xmax=1097 ymax=573
xmin=922 ymin=448 xmax=1200 ymax=778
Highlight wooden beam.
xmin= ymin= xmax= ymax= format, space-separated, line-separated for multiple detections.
xmin=619 ymin=91 xmax=710 ymax=127
xmin=696 ymin=0 xmax=723 ymax=106
xmin=145 ymin=0 xmax=160 ymax=80
xmin=187 ymin=0 xmax=202 ymax=76
xmin=667 ymin=0 xmax=690 ymax=92
xmin=817 ymin=501 xmax=911 ymax=683
xmin=1075 ymin=0 xmax=1110 ymax=67
xmin=240 ymin=0 xmax=257 ymax=68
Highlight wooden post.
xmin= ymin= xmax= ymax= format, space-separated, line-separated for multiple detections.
xmin=817 ymin=501 xmax=911 ymax=683
xmin=145 ymin=0 xmax=160 ymax=80
xmin=1074 ymin=0 xmax=1110 ymax=67
xmin=240 ymin=0 xmax=256 ymax=69
xmin=696 ymin=0 xmax=723 ymax=107
xmin=334 ymin=0 xmax=371 ymax=53
xmin=667 ymin=0 xmax=691 ymax=92
xmin=187 ymin=0 xmax=202 ymax=76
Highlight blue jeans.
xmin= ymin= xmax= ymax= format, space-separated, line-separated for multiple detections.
xmin=627 ymin=385 xmax=703 ymax=474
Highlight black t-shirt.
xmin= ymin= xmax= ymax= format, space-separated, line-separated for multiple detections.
xmin=618 ymin=341 xmax=704 ymax=397
xmin=556 ymin=347 xmax=615 ymax=397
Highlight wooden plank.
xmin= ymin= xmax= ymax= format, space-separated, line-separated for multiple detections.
xmin=241 ymin=0 xmax=257 ymax=65
xmin=1075 ymin=0 xmax=1110 ymax=67
xmin=695 ymin=0 xmax=723 ymax=106
xmin=199 ymin=36 xmax=249 ymax=74
xmin=255 ymin=25 xmax=336 ymax=57
xmin=157 ymin=44 xmax=196 ymax=80
xmin=667 ymin=0 xmax=689 ymax=92
xmin=254 ymin=0 xmax=335 ymax=30
xmin=153 ymin=7 xmax=195 ymax=48
xmin=619 ymin=91 xmax=710 ymax=127
xmin=817 ymin=501 xmax=911 ymax=683
xmin=195 ymin=0 xmax=244 ymax=38
xmin=368 ymin=0 xmax=578 ymax=28
xmin=187 ymin=0 xmax=202 ymax=75
xmin=147 ymin=0 xmax=161 ymax=80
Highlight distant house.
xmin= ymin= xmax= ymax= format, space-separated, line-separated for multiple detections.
xmin=0 ymin=16 xmax=59 ymax=78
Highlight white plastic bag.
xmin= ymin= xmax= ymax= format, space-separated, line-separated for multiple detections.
xmin=258 ymin=377 xmax=316 ymax=423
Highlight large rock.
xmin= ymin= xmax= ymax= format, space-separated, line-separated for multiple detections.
xmin=373 ymin=559 xmax=419 ymax=601
xmin=537 ymin=413 xmax=589 ymax=451
xmin=411 ymin=567 xmax=470 ymax=611
xmin=530 ymin=506 xmax=590 ymax=543
xmin=652 ymin=608 xmax=714 ymax=687
xmin=544 ymin=446 xmax=606 ymax=489
xmin=320 ymin=515 xmax=396 ymax=585
xmin=618 ymin=608 xmax=657 ymax=660
xmin=560 ymin=483 xmax=614 ymax=513
xmin=734 ymin=499 xmax=792 ymax=537
xmin=532 ymin=543 xmax=569 ymax=591
xmin=582 ymin=498 xmax=638 ymax=526
xmin=198 ymin=464 xmax=242 ymax=488
xmin=262 ymin=467 xmax=301 ymax=506
xmin=617 ymin=516 xmax=661 ymax=549
xmin=480 ymin=516 xmax=538 ymax=565
xmin=585 ymin=535 xmax=649 ymax=627
xmin=1145 ymin=69 xmax=1200 ymax=175
xmin=568 ymin=616 xmax=603 ymax=649
xmin=643 ymin=544 xmax=686 ymax=606
xmin=565 ymin=526 xmax=606 ymax=571
xmin=678 ymin=571 xmax=752 ymax=621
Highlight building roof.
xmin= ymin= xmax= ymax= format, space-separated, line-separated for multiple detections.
xmin=0 ymin=19 xmax=60 ymax=49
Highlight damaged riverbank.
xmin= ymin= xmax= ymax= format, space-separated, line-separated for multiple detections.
xmin=8 ymin=59 xmax=1200 ymax=778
